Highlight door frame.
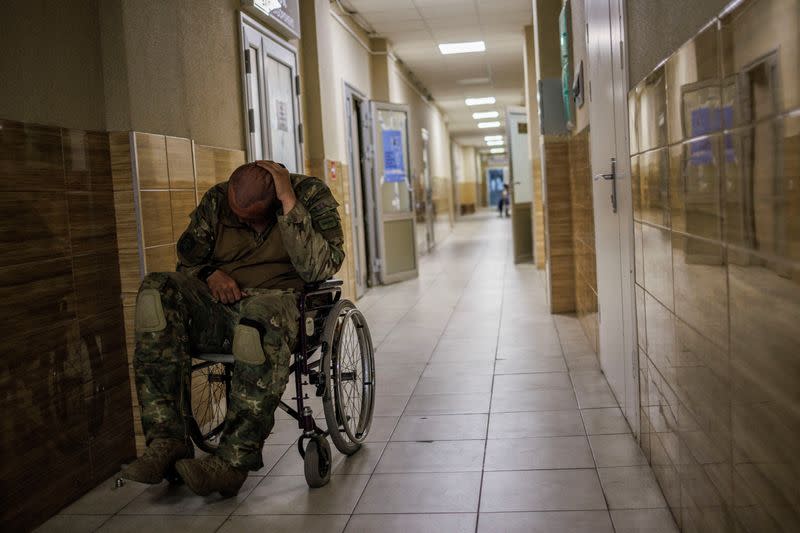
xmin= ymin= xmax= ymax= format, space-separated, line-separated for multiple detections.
xmin=585 ymin=0 xmax=639 ymax=435
xmin=238 ymin=12 xmax=303 ymax=169
xmin=343 ymin=81 xmax=369 ymax=298
xmin=370 ymin=100 xmax=419 ymax=285
xmin=420 ymin=127 xmax=434 ymax=252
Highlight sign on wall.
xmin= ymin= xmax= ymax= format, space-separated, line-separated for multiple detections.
xmin=242 ymin=0 xmax=301 ymax=39
xmin=382 ymin=129 xmax=406 ymax=183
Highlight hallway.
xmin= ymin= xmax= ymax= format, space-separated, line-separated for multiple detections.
xmin=38 ymin=212 xmax=677 ymax=533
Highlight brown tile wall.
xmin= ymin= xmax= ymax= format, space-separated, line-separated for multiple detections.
xmin=0 ymin=120 xmax=134 ymax=530
xmin=533 ymin=155 xmax=546 ymax=269
xmin=543 ymin=137 xmax=576 ymax=313
xmin=568 ymin=128 xmax=598 ymax=352
xmin=111 ymin=133 xmax=244 ymax=452
xmin=630 ymin=0 xmax=800 ymax=530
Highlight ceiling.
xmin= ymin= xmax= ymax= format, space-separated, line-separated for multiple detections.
xmin=343 ymin=0 xmax=533 ymax=148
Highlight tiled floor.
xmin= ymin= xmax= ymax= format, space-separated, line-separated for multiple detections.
xmin=37 ymin=211 xmax=679 ymax=532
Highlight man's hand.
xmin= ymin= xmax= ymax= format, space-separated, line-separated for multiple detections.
xmin=206 ymin=269 xmax=244 ymax=304
xmin=256 ymin=160 xmax=296 ymax=213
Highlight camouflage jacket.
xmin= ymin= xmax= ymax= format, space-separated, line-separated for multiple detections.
xmin=176 ymin=174 xmax=345 ymax=290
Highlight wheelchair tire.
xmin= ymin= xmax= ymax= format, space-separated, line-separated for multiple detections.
xmin=303 ymin=437 xmax=332 ymax=488
xmin=188 ymin=360 xmax=231 ymax=454
xmin=321 ymin=300 xmax=376 ymax=456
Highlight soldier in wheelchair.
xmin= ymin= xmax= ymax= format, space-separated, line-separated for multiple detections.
xmin=123 ymin=160 xmax=375 ymax=496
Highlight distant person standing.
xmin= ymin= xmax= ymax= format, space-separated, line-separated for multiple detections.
xmin=498 ymin=184 xmax=510 ymax=218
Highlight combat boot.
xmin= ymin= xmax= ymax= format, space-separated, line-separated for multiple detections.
xmin=121 ymin=438 xmax=192 ymax=484
xmin=174 ymin=455 xmax=248 ymax=497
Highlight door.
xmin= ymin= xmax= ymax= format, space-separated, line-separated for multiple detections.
xmin=508 ymin=106 xmax=534 ymax=261
xmin=368 ymin=101 xmax=418 ymax=284
xmin=344 ymin=84 xmax=368 ymax=297
xmin=419 ymin=128 xmax=435 ymax=253
xmin=240 ymin=14 xmax=302 ymax=172
xmin=586 ymin=0 xmax=638 ymax=432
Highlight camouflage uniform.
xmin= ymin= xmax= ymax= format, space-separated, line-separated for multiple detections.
xmin=134 ymin=174 xmax=344 ymax=471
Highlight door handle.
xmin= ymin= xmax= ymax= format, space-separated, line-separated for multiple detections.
xmin=594 ymin=157 xmax=617 ymax=213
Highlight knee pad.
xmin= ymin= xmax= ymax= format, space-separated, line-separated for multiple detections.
xmin=135 ymin=288 xmax=167 ymax=333
xmin=233 ymin=323 xmax=266 ymax=364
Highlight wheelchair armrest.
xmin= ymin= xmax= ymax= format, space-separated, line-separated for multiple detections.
xmin=303 ymin=279 xmax=343 ymax=293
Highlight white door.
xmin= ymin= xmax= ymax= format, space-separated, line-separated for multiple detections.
xmin=344 ymin=85 xmax=368 ymax=297
xmin=586 ymin=0 xmax=638 ymax=432
xmin=369 ymin=101 xmax=418 ymax=284
xmin=420 ymin=128 xmax=434 ymax=253
xmin=507 ymin=107 xmax=533 ymax=204
xmin=240 ymin=14 xmax=302 ymax=172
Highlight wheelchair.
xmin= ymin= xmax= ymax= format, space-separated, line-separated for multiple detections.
xmin=185 ymin=280 xmax=376 ymax=488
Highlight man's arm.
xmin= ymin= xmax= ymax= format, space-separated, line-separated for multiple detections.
xmin=176 ymin=187 xmax=220 ymax=280
xmin=277 ymin=179 xmax=346 ymax=283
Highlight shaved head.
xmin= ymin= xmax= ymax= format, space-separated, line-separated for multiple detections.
xmin=227 ymin=162 xmax=278 ymax=222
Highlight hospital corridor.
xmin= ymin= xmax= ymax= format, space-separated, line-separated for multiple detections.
xmin=1 ymin=0 xmax=798 ymax=532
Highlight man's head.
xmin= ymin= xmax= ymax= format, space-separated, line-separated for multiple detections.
xmin=227 ymin=162 xmax=279 ymax=225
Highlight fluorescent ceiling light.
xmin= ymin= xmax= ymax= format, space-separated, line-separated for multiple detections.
xmin=458 ymin=77 xmax=490 ymax=85
xmin=478 ymin=121 xmax=501 ymax=128
xmin=490 ymin=147 xmax=506 ymax=154
xmin=484 ymin=135 xmax=503 ymax=141
xmin=472 ymin=111 xmax=499 ymax=119
xmin=487 ymin=140 xmax=504 ymax=146
xmin=438 ymin=41 xmax=486 ymax=55
xmin=465 ymin=97 xmax=496 ymax=106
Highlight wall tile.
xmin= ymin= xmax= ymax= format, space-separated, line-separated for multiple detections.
xmin=647 ymin=360 xmax=682 ymax=524
xmin=170 ymin=190 xmax=196 ymax=240
xmin=644 ymin=293 xmax=677 ymax=393
xmin=63 ymin=130 xmax=112 ymax=192
xmin=118 ymin=250 xmax=143 ymax=295
xmin=139 ymin=190 xmax=173 ymax=246
xmin=679 ymin=429 xmax=735 ymax=533
xmin=109 ymin=131 xmax=133 ymax=192
xmin=67 ymin=191 xmax=118 ymax=255
xmin=666 ymin=23 xmax=721 ymax=144
xmin=721 ymin=0 xmax=800 ymax=125
xmin=72 ymin=252 xmax=123 ymax=320
xmin=87 ymin=381 xmax=136 ymax=481
xmin=642 ymin=223 xmax=674 ymax=310
xmin=671 ymin=234 xmax=727 ymax=349
xmin=636 ymin=284 xmax=647 ymax=351
xmin=629 ymin=92 xmax=640 ymax=155
xmin=112 ymin=190 xmax=138 ymax=253
xmin=0 ymin=120 xmax=64 ymax=191
xmin=0 ymin=321 xmax=83 ymax=407
xmin=0 ymin=191 xmax=70 ymax=267
xmin=670 ymin=136 xmax=722 ymax=241
xmin=634 ymin=222 xmax=644 ymax=286
xmin=145 ymin=245 xmax=177 ymax=274
xmin=638 ymin=148 xmax=670 ymax=227
xmin=729 ymin=253 xmax=799 ymax=532
xmin=166 ymin=136 xmax=195 ymax=189
xmin=674 ymin=320 xmax=731 ymax=456
xmin=194 ymin=144 xmax=245 ymax=193
xmin=134 ymin=133 xmax=168 ymax=189
xmin=0 ymin=258 xmax=76 ymax=336
xmin=78 ymin=310 xmax=129 ymax=394
xmin=635 ymin=66 xmax=667 ymax=152
xmin=723 ymin=115 xmax=800 ymax=262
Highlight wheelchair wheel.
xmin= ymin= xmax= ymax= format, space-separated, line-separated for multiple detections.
xmin=303 ymin=436 xmax=332 ymax=488
xmin=321 ymin=300 xmax=375 ymax=455
xmin=188 ymin=361 xmax=231 ymax=453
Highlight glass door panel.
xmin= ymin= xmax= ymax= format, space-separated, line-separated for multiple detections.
xmin=371 ymin=102 xmax=418 ymax=283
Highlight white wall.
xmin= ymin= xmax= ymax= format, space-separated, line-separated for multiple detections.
xmin=325 ymin=10 xmax=372 ymax=163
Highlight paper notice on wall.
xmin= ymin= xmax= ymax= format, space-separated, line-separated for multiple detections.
xmin=382 ymin=129 xmax=406 ymax=183
xmin=276 ymin=100 xmax=289 ymax=132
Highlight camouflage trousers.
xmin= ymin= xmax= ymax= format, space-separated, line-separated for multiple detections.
xmin=133 ymin=272 xmax=299 ymax=471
